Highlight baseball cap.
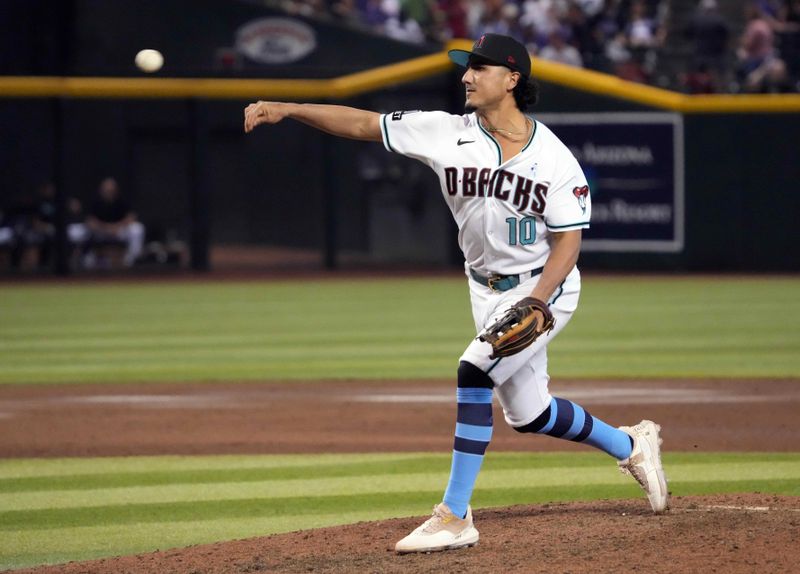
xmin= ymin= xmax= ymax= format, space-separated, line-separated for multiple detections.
xmin=448 ymin=34 xmax=531 ymax=78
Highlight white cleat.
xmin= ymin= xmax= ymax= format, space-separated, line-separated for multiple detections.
xmin=395 ymin=502 xmax=479 ymax=554
xmin=618 ymin=420 xmax=669 ymax=514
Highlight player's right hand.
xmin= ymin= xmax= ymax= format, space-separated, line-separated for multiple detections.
xmin=244 ymin=101 xmax=289 ymax=133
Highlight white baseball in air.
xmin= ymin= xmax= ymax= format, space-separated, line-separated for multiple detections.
xmin=135 ymin=49 xmax=164 ymax=73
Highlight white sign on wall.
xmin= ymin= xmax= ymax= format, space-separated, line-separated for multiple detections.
xmin=235 ymin=18 xmax=317 ymax=64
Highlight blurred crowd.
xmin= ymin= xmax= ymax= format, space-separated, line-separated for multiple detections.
xmin=733 ymin=0 xmax=799 ymax=93
xmin=0 ymin=178 xmax=154 ymax=271
xmin=269 ymin=0 xmax=800 ymax=92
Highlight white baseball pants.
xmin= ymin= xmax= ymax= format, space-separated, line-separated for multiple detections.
xmin=459 ymin=266 xmax=581 ymax=427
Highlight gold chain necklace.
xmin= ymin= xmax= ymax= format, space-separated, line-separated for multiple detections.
xmin=482 ymin=117 xmax=531 ymax=139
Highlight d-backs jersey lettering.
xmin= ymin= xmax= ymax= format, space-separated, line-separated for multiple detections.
xmin=379 ymin=111 xmax=591 ymax=275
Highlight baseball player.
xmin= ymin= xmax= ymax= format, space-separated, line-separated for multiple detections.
xmin=244 ymin=33 xmax=668 ymax=554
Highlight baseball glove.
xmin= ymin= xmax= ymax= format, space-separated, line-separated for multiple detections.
xmin=478 ymin=297 xmax=555 ymax=359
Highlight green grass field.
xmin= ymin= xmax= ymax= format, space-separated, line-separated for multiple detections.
xmin=1 ymin=276 xmax=799 ymax=570
xmin=2 ymin=452 xmax=799 ymax=570
xmin=1 ymin=276 xmax=799 ymax=383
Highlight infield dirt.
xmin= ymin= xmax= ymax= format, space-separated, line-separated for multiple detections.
xmin=1 ymin=378 xmax=798 ymax=456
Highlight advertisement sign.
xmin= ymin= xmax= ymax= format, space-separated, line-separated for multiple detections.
xmin=538 ymin=113 xmax=684 ymax=252
xmin=236 ymin=18 xmax=317 ymax=64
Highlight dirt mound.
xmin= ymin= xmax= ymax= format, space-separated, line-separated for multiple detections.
xmin=16 ymin=494 xmax=800 ymax=574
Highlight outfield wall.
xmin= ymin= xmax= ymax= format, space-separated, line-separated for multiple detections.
xmin=534 ymin=87 xmax=800 ymax=271
xmin=3 ymin=84 xmax=797 ymax=272
xmin=1 ymin=3 xmax=798 ymax=272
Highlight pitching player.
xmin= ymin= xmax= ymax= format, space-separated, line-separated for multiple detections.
xmin=244 ymin=33 xmax=668 ymax=554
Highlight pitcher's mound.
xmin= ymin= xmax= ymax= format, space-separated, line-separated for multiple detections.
xmin=20 ymin=494 xmax=800 ymax=574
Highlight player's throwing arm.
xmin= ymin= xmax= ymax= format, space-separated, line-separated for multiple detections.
xmin=244 ymin=101 xmax=382 ymax=142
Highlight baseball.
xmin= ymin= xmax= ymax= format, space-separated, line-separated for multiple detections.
xmin=134 ymin=49 xmax=164 ymax=73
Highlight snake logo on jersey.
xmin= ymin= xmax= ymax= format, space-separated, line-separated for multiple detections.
xmin=443 ymin=167 xmax=548 ymax=214
xmin=573 ymin=185 xmax=589 ymax=214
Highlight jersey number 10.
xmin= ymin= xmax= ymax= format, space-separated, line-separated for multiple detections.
xmin=505 ymin=216 xmax=536 ymax=246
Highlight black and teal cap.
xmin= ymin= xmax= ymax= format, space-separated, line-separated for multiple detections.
xmin=448 ymin=34 xmax=531 ymax=78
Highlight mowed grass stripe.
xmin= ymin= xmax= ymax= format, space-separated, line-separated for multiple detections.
xmin=4 ymin=460 xmax=800 ymax=513
xmin=0 ymin=342 xmax=463 ymax=367
xmin=1 ymin=451 xmax=799 ymax=570
xmin=0 ymin=457 xmax=455 ymax=493
xmin=3 ymin=478 xmax=800 ymax=533
xmin=4 ymin=452 xmax=796 ymax=492
xmin=2 ymin=479 xmax=798 ymax=572
xmin=0 ymin=509 xmax=410 ymax=571
xmin=2 ymin=454 xmax=799 ymax=526
xmin=0 ymin=453 xmax=442 ymax=479
xmin=0 ymin=329 xmax=464 ymax=351
xmin=0 ymin=490 xmax=444 ymax=531
xmin=3 ymin=479 xmax=798 ymax=572
xmin=4 ymin=336 xmax=797 ymax=367
xmin=2 ymin=277 xmax=799 ymax=382
xmin=0 ymin=359 xmax=466 ymax=384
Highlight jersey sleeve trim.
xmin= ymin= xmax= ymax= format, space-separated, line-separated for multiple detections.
xmin=520 ymin=117 xmax=537 ymax=153
xmin=380 ymin=113 xmax=395 ymax=153
xmin=546 ymin=221 xmax=590 ymax=231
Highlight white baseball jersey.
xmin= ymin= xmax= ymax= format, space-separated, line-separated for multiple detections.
xmin=379 ymin=111 xmax=591 ymax=276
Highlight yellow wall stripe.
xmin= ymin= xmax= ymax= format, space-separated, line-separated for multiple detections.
xmin=0 ymin=40 xmax=798 ymax=113
xmin=330 ymin=52 xmax=452 ymax=99
xmin=0 ymin=76 xmax=328 ymax=99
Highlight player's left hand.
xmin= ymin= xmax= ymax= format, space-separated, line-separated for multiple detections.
xmin=244 ymin=101 xmax=289 ymax=133
xmin=478 ymin=297 xmax=555 ymax=359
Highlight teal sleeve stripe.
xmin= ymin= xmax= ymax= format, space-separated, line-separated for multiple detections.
xmin=380 ymin=114 xmax=395 ymax=153
xmin=546 ymin=221 xmax=590 ymax=230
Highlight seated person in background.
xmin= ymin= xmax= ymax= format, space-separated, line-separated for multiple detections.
xmin=85 ymin=177 xmax=145 ymax=268
xmin=0 ymin=196 xmax=32 ymax=268
xmin=30 ymin=182 xmax=89 ymax=268
xmin=0 ymin=207 xmax=17 ymax=259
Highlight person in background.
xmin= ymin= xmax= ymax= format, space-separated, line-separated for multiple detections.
xmin=28 ymin=182 xmax=88 ymax=268
xmin=539 ymin=28 xmax=584 ymax=67
xmin=737 ymin=1 xmax=788 ymax=92
xmin=0 ymin=205 xmax=18 ymax=267
xmin=774 ymin=0 xmax=800 ymax=87
xmin=685 ymin=0 xmax=730 ymax=92
xmin=85 ymin=177 xmax=145 ymax=268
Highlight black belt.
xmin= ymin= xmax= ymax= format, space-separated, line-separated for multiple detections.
xmin=469 ymin=266 xmax=544 ymax=292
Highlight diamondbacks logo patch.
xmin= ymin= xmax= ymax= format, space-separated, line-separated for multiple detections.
xmin=573 ymin=185 xmax=589 ymax=214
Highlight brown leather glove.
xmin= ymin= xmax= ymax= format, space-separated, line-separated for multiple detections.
xmin=478 ymin=297 xmax=556 ymax=359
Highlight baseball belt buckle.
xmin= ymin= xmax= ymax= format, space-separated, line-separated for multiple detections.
xmin=487 ymin=274 xmax=505 ymax=292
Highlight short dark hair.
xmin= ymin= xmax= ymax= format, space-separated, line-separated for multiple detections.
xmin=513 ymin=76 xmax=539 ymax=111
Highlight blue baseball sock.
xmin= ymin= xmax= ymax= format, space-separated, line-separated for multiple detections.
xmin=442 ymin=387 xmax=493 ymax=518
xmin=515 ymin=397 xmax=633 ymax=460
